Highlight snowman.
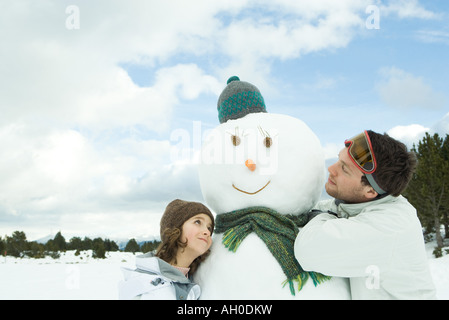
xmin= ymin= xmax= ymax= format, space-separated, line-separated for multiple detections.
xmin=194 ymin=76 xmax=350 ymax=299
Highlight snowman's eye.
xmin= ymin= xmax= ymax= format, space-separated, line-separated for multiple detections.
xmin=258 ymin=125 xmax=272 ymax=148
xmin=231 ymin=135 xmax=241 ymax=146
xmin=263 ymin=137 xmax=272 ymax=148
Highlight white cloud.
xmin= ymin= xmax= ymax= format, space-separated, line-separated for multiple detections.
xmin=219 ymin=0 xmax=367 ymax=69
xmin=387 ymin=112 xmax=449 ymax=149
xmin=153 ymin=64 xmax=222 ymax=101
xmin=57 ymin=210 xmax=164 ymax=240
xmin=0 ymin=126 xmax=92 ymax=216
xmin=215 ymin=0 xmax=370 ymax=95
xmin=415 ymin=30 xmax=449 ymax=45
xmin=387 ymin=124 xmax=429 ymax=148
xmin=0 ymin=122 xmax=203 ymax=238
xmin=0 ymin=1 xmax=231 ymax=132
xmin=322 ymin=142 xmax=342 ymax=160
xmin=380 ymin=0 xmax=439 ymax=19
xmin=0 ymin=0 xmax=372 ymax=131
xmin=432 ymin=112 xmax=449 ymax=136
xmin=377 ymin=67 xmax=446 ymax=110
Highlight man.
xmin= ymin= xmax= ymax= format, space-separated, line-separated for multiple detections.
xmin=294 ymin=130 xmax=436 ymax=299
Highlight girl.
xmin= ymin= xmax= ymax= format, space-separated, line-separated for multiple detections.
xmin=119 ymin=199 xmax=214 ymax=300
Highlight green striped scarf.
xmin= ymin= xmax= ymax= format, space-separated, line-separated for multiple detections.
xmin=215 ymin=206 xmax=331 ymax=295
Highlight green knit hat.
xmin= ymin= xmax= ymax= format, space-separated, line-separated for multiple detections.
xmin=217 ymin=76 xmax=267 ymax=124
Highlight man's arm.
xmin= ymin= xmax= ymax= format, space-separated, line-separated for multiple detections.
xmin=294 ymin=212 xmax=395 ymax=278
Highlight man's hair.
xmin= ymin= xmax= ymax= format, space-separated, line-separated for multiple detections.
xmin=361 ymin=130 xmax=417 ymax=197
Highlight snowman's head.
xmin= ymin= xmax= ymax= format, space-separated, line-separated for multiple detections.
xmin=199 ymin=77 xmax=325 ymax=215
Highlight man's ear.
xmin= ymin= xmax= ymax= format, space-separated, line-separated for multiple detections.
xmin=364 ymin=186 xmax=378 ymax=200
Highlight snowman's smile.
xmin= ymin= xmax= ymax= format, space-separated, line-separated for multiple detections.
xmin=232 ymin=180 xmax=271 ymax=195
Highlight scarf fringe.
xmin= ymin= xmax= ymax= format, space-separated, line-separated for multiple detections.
xmin=222 ymin=228 xmax=244 ymax=252
xmin=282 ymin=272 xmax=332 ymax=296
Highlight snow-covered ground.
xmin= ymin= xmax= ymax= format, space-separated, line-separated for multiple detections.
xmin=425 ymin=242 xmax=449 ymax=300
xmin=0 ymin=245 xmax=448 ymax=300
xmin=0 ymin=250 xmax=135 ymax=300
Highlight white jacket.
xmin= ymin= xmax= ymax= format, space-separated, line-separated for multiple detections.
xmin=294 ymin=195 xmax=436 ymax=300
xmin=118 ymin=253 xmax=201 ymax=300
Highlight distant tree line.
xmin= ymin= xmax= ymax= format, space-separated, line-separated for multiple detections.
xmin=0 ymin=231 xmax=161 ymax=259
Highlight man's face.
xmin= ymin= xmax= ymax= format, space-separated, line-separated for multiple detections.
xmin=325 ymin=148 xmax=376 ymax=203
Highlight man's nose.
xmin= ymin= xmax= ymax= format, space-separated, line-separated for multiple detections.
xmin=328 ymin=163 xmax=337 ymax=175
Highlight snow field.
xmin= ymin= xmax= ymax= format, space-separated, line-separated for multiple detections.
xmin=0 ymin=250 xmax=135 ymax=300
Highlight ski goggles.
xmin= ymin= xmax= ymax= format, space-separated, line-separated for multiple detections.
xmin=344 ymin=130 xmax=377 ymax=174
xmin=344 ymin=131 xmax=387 ymax=195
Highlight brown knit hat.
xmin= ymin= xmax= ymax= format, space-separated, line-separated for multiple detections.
xmin=160 ymin=199 xmax=214 ymax=240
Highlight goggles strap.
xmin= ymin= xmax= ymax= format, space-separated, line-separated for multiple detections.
xmin=365 ymin=173 xmax=387 ymax=195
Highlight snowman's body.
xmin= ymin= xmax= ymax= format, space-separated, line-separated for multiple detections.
xmin=195 ymin=112 xmax=350 ymax=299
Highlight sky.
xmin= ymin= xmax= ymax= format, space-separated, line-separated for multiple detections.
xmin=0 ymin=0 xmax=448 ymax=241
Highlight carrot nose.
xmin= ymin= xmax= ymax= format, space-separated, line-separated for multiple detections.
xmin=245 ymin=159 xmax=256 ymax=171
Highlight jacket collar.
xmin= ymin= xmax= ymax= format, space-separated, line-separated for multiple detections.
xmin=135 ymin=252 xmax=191 ymax=284
xmin=333 ymin=195 xmax=397 ymax=218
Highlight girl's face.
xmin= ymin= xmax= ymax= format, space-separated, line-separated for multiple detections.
xmin=181 ymin=213 xmax=213 ymax=258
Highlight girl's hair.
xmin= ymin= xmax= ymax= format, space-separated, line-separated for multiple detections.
xmin=155 ymin=227 xmax=211 ymax=276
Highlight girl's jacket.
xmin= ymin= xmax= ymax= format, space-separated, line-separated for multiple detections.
xmin=118 ymin=252 xmax=200 ymax=300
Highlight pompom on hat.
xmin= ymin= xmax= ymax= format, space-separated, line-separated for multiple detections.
xmin=160 ymin=199 xmax=214 ymax=241
xmin=217 ymin=76 xmax=267 ymax=124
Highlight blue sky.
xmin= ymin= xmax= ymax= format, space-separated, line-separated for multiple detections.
xmin=0 ymin=0 xmax=448 ymax=240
